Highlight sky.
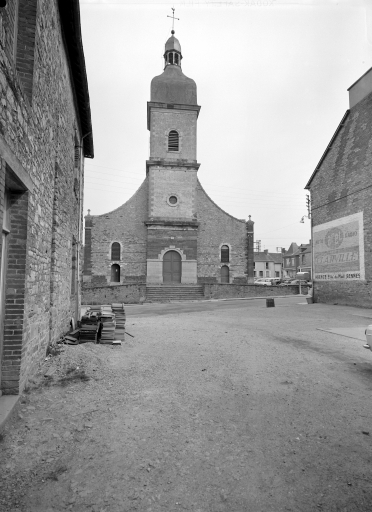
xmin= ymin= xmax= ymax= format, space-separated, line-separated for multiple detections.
xmin=79 ymin=0 xmax=372 ymax=252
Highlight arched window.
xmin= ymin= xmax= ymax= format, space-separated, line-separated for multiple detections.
xmin=221 ymin=245 xmax=229 ymax=263
xmin=221 ymin=265 xmax=229 ymax=284
xmin=169 ymin=52 xmax=174 ymax=64
xmin=111 ymin=242 xmax=120 ymax=260
xmin=168 ymin=130 xmax=179 ymax=152
xmin=111 ymin=264 xmax=120 ymax=283
xmin=175 ymin=53 xmax=179 ymax=65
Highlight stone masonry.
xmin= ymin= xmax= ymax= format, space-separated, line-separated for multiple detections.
xmin=0 ymin=0 xmax=93 ymax=394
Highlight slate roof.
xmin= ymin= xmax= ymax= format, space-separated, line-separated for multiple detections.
xmin=254 ymin=252 xmax=283 ymax=263
xmin=58 ymin=0 xmax=94 ymax=158
xmin=283 ymin=242 xmax=299 ymax=257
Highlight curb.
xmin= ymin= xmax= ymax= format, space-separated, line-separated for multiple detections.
xmin=121 ymin=295 xmax=310 ymax=306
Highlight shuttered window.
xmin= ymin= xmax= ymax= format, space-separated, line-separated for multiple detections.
xmin=221 ymin=245 xmax=229 ymax=263
xmin=168 ymin=131 xmax=179 ymax=152
xmin=111 ymin=242 xmax=120 ymax=260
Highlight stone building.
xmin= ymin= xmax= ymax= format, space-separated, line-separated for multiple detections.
xmin=305 ymin=67 xmax=372 ymax=307
xmin=84 ymin=31 xmax=253 ymax=294
xmin=0 ymin=0 xmax=93 ymax=394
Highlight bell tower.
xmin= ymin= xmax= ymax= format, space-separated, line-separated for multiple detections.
xmin=146 ymin=30 xmax=201 ymax=284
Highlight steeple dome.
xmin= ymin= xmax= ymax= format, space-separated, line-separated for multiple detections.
xmin=164 ymin=30 xmax=182 ymax=68
xmin=150 ymin=31 xmax=197 ymax=106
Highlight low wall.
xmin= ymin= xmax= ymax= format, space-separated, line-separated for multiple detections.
xmin=203 ymin=283 xmax=308 ymax=300
xmin=314 ymin=281 xmax=372 ymax=309
xmin=82 ymin=283 xmax=147 ymax=305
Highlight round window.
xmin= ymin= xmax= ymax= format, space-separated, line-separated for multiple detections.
xmin=168 ymin=195 xmax=178 ymax=205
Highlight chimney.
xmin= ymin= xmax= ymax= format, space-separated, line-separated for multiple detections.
xmin=264 ymin=249 xmax=268 ymax=255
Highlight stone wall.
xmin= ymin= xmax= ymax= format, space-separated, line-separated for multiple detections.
xmin=204 ymin=284 xmax=308 ymax=300
xmin=309 ymin=91 xmax=372 ymax=308
xmin=83 ymin=179 xmax=148 ymax=286
xmin=0 ymin=0 xmax=89 ymax=393
xmin=82 ymin=284 xmax=147 ymax=305
xmin=196 ymin=181 xmax=247 ymax=283
xmin=149 ymin=109 xmax=197 ymax=161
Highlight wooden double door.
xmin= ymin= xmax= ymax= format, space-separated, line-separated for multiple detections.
xmin=163 ymin=250 xmax=181 ymax=283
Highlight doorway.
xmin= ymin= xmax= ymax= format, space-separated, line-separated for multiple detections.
xmin=163 ymin=251 xmax=181 ymax=283
xmin=221 ymin=265 xmax=229 ymax=283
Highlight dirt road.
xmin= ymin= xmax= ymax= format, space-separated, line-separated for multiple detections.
xmin=1 ymin=297 xmax=372 ymax=511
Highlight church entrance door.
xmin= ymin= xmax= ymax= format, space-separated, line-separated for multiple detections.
xmin=163 ymin=251 xmax=181 ymax=283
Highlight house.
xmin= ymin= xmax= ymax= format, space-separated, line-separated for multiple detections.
xmin=83 ymin=30 xmax=254 ymax=296
xmin=305 ymin=67 xmax=372 ymax=307
xmin=297 ymin=242 xmax=312 ymax=278
xmin=0 ymin=0 xmax=93 ymax=394
xmin=282 ymin=241 xmax=312 ymax=279
xmin=254 ymin=250 xmax=283 ymax=279
xmin=282 ymin=243 xmax=299 ymax=279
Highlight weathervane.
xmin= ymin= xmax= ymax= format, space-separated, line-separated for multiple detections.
xmin=167 ymin=7 xmax=179 ymax=34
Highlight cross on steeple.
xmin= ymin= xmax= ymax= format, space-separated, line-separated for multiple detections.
xmin=167 ymin=7 xmax=179 ymax=34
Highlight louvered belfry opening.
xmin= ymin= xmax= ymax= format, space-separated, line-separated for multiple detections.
xmin=168 ymin=130 xmax=179 ymax=152
xmin=221 ymin=245 xmax=230 ymax=263
xmin=111 ymin=242 xmax=121 ymax=260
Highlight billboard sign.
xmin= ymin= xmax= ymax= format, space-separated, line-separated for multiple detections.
xmin=313 ymin=212 xmax=365 ymax=281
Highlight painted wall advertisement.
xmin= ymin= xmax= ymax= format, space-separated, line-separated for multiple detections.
xmin=313 ymin=212 xmax=365 ymax=281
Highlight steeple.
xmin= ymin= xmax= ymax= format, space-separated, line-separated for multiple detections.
xmin=150 ymin=28 xmax=197 ymax=106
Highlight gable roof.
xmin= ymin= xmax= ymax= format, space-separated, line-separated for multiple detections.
xmin=305 ymin=110 xmax=349 ymax=190
xmin=254 ymin=252 xmax=282 ymax=263
xmin=283 ymin=243 xmax=299 ymax=257
xmin=58 ymin=0 xmax=94 ymax=158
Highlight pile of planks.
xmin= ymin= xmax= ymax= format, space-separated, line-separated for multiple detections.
xmin=100 ymin=306 xmax=116 ymax=344
xmin=112 ymin=303 xmax=126 ymax=342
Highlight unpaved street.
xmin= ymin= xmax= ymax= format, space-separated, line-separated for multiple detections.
xmin=1 ymin=297 xmax=372 ymax=511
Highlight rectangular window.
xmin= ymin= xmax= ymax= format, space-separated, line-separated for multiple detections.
xmin=275 ymin=271 xmax=279 ymax=278
xmin=259 ymin=271 xmax=263 ymax=277
xmin=265 ymin=262 xmax=269 ymax=269
xmin=254 ymin=270 xmax=256 ymax=277
xmin=265 ymin=271 xmax=270 ymax=277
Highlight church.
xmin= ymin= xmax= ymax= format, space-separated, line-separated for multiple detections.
xmin=83 ymin=30 xmax=254 ymax=291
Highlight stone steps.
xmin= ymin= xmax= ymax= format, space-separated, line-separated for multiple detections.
xmin=146 ymin=285 xmax=205 ymax=303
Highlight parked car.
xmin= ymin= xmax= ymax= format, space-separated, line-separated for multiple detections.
xmin=364 ymin=325 xmax=372 ymax=351
xmin=255 ymin=278 xmax=280 ymax=286
xmin=254 ymin=277 xmax=272 ymax=286
xmin=279 ymin=279 xmax=311 ymax=287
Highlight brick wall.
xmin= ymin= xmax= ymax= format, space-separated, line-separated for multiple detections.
xmin=84 ymin=179 xmax=148 ymax=286
xmin=309 ymin=91 xmax=372 ymax=308
xmin=0 ymin=0 xmax=87 ymax=393
xmin=196 ymin=180 xmax=247 ymax=283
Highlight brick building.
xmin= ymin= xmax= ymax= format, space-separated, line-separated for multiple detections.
xmin=0 ymin=0 xmax=93 ymax=394
xmin=305 ymin=67 xmax=372 ymax=307
xmin=254 ymin=250 xmax=282 ymax=279
xmin=84 ymin=32 xmax=253 ymax=291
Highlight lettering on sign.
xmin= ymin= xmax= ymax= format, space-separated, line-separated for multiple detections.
xmin=313 ymin=212 xmax=365 ymax=281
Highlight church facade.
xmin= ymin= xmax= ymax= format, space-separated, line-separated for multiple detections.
xmin=84 ymin=32 xmax=254 ymax=288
